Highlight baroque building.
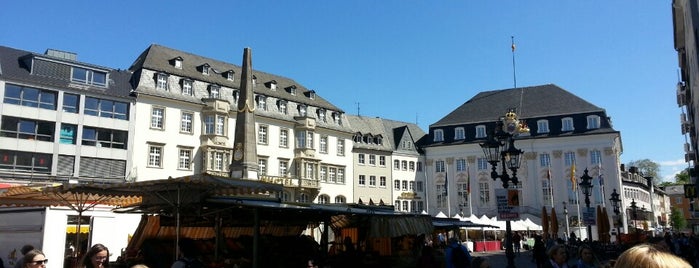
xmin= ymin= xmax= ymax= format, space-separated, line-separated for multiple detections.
xmin=423 ymin=84 xmax=625 ymax=240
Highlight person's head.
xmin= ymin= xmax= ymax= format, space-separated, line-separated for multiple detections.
xmin=613 ymin=244 xmax=692 ymax=268
xmin=471 ymin=256 xmax=491 ymax=268
xmin=130 ymin=265 xmax=149 ymax=268
xmin=81 ymin=244 xmax=109 ymax=268
xmin=23 ymin=249 xmax=47 ymax=268
xmin=21 ymin=245 xmax=35 ymax=255
xmin=578 ymin=245 xmax=595 ymax=263
xmin=547 ymin=244 xmax=567 ymax=265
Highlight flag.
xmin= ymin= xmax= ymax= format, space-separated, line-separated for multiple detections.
xmin=570 ymin=164 xmax=577 ymax=192
xmin=547 ymin=168 xmax=552 ymax=180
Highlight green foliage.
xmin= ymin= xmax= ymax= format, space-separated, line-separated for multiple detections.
xmin=626 ymin=159 xmax=660 ymax=181
xmin=675 ymin=168 xmax=691 ymax=184
xmin=669 ymin=206 xmax=687 ymax=231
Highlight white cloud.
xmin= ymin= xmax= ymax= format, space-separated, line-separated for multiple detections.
xmin=657 ymin=158 xmax=689 ymax=183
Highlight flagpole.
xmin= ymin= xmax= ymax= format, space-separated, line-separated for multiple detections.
xmin=599 ymin=163 xmax=606 ymax=207
xmin=424 ymin=159 xmax=430 ymax=214
xmin=549 ymin=163 xmax=555 ymax=209
xmin=468 ymin=163 xmax=473 ymax=216
xmin=446 ymin=162 xmax=451 ymax=218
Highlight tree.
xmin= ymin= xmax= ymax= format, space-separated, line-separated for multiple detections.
xmin=675 ymin=168 xmax=691 ymax=184
xmin=626 ymin=159 xmax=660 ymax=181
xmin=669 ymin=206 xmax=687 ymax=231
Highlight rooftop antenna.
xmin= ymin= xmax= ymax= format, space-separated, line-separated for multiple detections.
xmin=512 ymin=36 xmax=525 ymax=117
xmin=355 ymin=102 xmax=360 ymax=116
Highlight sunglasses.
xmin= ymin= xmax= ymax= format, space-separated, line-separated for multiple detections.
xmin=31 ymin=260 xmax=48 ymax=265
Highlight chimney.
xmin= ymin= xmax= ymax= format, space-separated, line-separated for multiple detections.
xmin=620 ymin=164 xmax=625 ymax=172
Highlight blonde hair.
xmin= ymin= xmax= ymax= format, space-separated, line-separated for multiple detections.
xmin=613 ymin=244 xmax=691 ymax=268
xmin=130 ymin=265 xmax=149 ymax=268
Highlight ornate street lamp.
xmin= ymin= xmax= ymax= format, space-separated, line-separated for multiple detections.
xmin=630 ymin=199 xmax=639 ymax=241
xmin=479 ymin=109 xmax=528 ymax=268
xmin=578 ymin=169 xmax=594 ymax=244
xmin=609 ymin=189 xmax=622 ymax=244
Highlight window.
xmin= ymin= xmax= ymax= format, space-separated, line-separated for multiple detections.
xmin=305 ymin=162 xmax=314 ymax=179
xmin=0 ymin=150 xmax=52 ymax=173
xmin=232 ymin=90 xmax=239 ymax=103
xmin=409 ymin=161 xmax=415 ymax=171
xmin=320 ymin=166 xmax=327 ymax=182
xmin=458 ymin=181 xmax=468 ymax=205
xmin=410 ymin=181 xmax=415 ymax=191
xmin=318 ymin=195 xmax=330 ymax=204
xmin=205 ymin=115 xmax=215 ymax=134
xmin=299 ymin=193 xmax=309 ymax=203
xmin=174 ymin=58 xmax=183 ymax=69
xmin=369 ymin=176 xmax=376 ymax=186
xmin=182 ymin=79 xmax=193 ymax=96
xmin=335 ymin=195 xmax=346 ymax=203
xmin=329 ymin=167 xmax=336 ymax=183
xmin=82 ymin=127 xmax=127 ymax=149
xmin=542 ymin=179 xmax=552 ymax=203
xmin=4 ymin=84 xmax=57 ymax=110
xmin=456 ymin=159 xmax=466 ymax=172
xmin=319 ymin=136 xmax=328 ymax=153
xmin=380 ymin=176 xmax=386 ymax=187
xmin=279 ymin=160 xmax=289 ymax=177
xmin=298 ymin=105 xmax=307 ymax=117
xmin=435 ymin=160 xmax=445 ymax=172
xmin=317 ymin=109 xmax=326 ymax=122
xmin=278 ymin=100 xmax=288 ymax=114
xmin=279 ymin=129 xmax=289 ymax=148
xmin=402 ymin=180 xmax=408 ymax=191
xmin=537 ymin=120 xmax=550 ymax=133
xmin=156 ymin=73 xmax=168 ymax=90
xmin=475 ymin=125 xmax=487 ymax=138
xmin=562 ymin=117 xmax=574 ymax=131
xmin=587 ymin=115 xmax=600 ymax=129
xmin=59 ymin=124 xmax=77 ymax=144
xmin=477 ymin=157 xmax=488 ymax=170
xmin=227 ymin=71 xmax=235 ymax=81
xmin=202 ymin=65 xmax=210 ymax=75
xmin=209 ymin=85 xmax=220 ymax=99
xmin=416 ymin=181 xmax=424 ymax=192
xmin=256 ymin=95 xmax=267 ymax=110
xmin=394 ymin=160 xmax=400 ymax=170
xmin=379 ymin=156 xmax=386 ymax=166
xmin=417 ymin=162 xmax=423 ymax=172
xmin=258 ymin=125 xmax=268 ymax=144
xmin=564 ymin=152 xmax=576 ymax=166
xmin=71 ymin=67 xmax=106 ymax=87
xmin=210 ymin=151 xmax=226 ymax=171
xmin=181 ymin=112 xmax=193 ymax=133
xmin=433 ymin=129 xmax=444 ymax=142
xmin=62 ymin=93 xmax=79 ymax=113
xmin=358 ymin=154 xmax=365 ymax=165
xmin=369 ymin=155 xmax=376 ymax=165
xmin=540 ymin=153 xmax=551 ymax=167
xmin=437 ymin=184 xmax=447 ymax=208
xmin=151 ymin=107 xmax=164 ymax=129
xmin=1 ymin=117 xmax=54 ymax=142
xmin=479 ymin=182 xmax=490 ymax=204
xmin=455 ymin=127 xmax=465 ymax=140
xmin=215 ymin=115 xmax=225 ymax=135
xmin=591 ymin=150 xmax=602 ymax=165
xmin=148 ymin=145 xmax=163 ymax=167
xmin=401 ymin=160 xmax=408 ymax=170
xmin=258 ymin=159 xmax=267 ymax=175
xmin=178 ymin=148 xmax=192 ymax=170
xmin=394 ymin=180 xmax=400 ymax=190
xmin=84 ymin=97 xmax=128 ymax=120
xmin=337 ymin=140 xmax=345 ymax=156
xmin=296 ymin=130 xmax=314 ymax=149
xmin=337 ymin=168 xmax=345 ymax=183
xmin=358 ymin=175 xmax=366 ymax=186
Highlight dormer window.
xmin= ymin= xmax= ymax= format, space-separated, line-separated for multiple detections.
xmin=266 ymin=80 xmax=278 ymax=91
xmin=209 ymin=84 xmax=220 ymax=99
xmin=537 ymin=120 xmax=550 ymax=133
xmin=286 ymin=85 xmax=297 ymax=95
xmin=306 ymin=90 xmax=316 ymax=99
xmin=232 ymin=90 xmax=239 ymax=103
xmin=171 ymin=57 xmax=183 ymax=69
xmin=256 ymin=95 xmax=267 ymax=111
xmin=586 ymin=115 xmax=600 ymax=129
xmin=181 ymin=79 xmax=193 ymax=96
xmin=353 ymin=133 xmax=362 ymax=143
xmin=277 ymin=100 xmax=288 ymax=114
xmin=374 ymin=135 xmax=383 ymax=145
xmin=200 ymin=64 xmax=211 ymax=75
xmin=475 ymin=125 xmax=486 ymax=138
xmin=363 ymin=134 xmax=373 ymax=144
xmin=434 ymin=129 xmax=444 ymax=142
xmin=298 ymin=104 xmax=307 ymax=117
xmin=226 ymin=70 xmax=235 ymax=81
xmin=156 ymin=73 xmax=169 ymax=90
xmin=252 ymin=75 xmax=257 ymax=86
xmin=562 ymin=117 xmax=574 ymax=131
xmin=317 ymin=109 xmax=326 ymax=122
xmin=71 ymin=66 xmax=107 ymax=87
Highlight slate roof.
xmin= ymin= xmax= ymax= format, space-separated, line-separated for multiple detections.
xmin=129 ymin=44 xmax=341 ymax=112
xmin=432 ymin=84 xmax=604 ymax=127
xmin=0 ymin=45 xmax=134 ymax=100
xmin=346 ymin=115 xmax=426 ymax=151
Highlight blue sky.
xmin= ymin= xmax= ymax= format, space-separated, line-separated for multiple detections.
xmin=0 ymin=1 xmax=685 ymax=181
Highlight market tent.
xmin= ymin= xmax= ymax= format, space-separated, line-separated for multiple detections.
xmin=523 ymin=218 xmax=543 ymax=231
xmin=0 ymin=183 xmax=142 ymax=258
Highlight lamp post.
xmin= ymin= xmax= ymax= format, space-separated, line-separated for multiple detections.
xmin=480 ymin=109 xmax=528 ymax=268
xmin=609 ymin=189 xmax=622 ymax=244
xmin=563 ymin=201 xmax=570 ymax=242
xmin=630 ymin=199 xmax=639 ymax=241
xmin=578 ymin=169 xmax=594 ymax=244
